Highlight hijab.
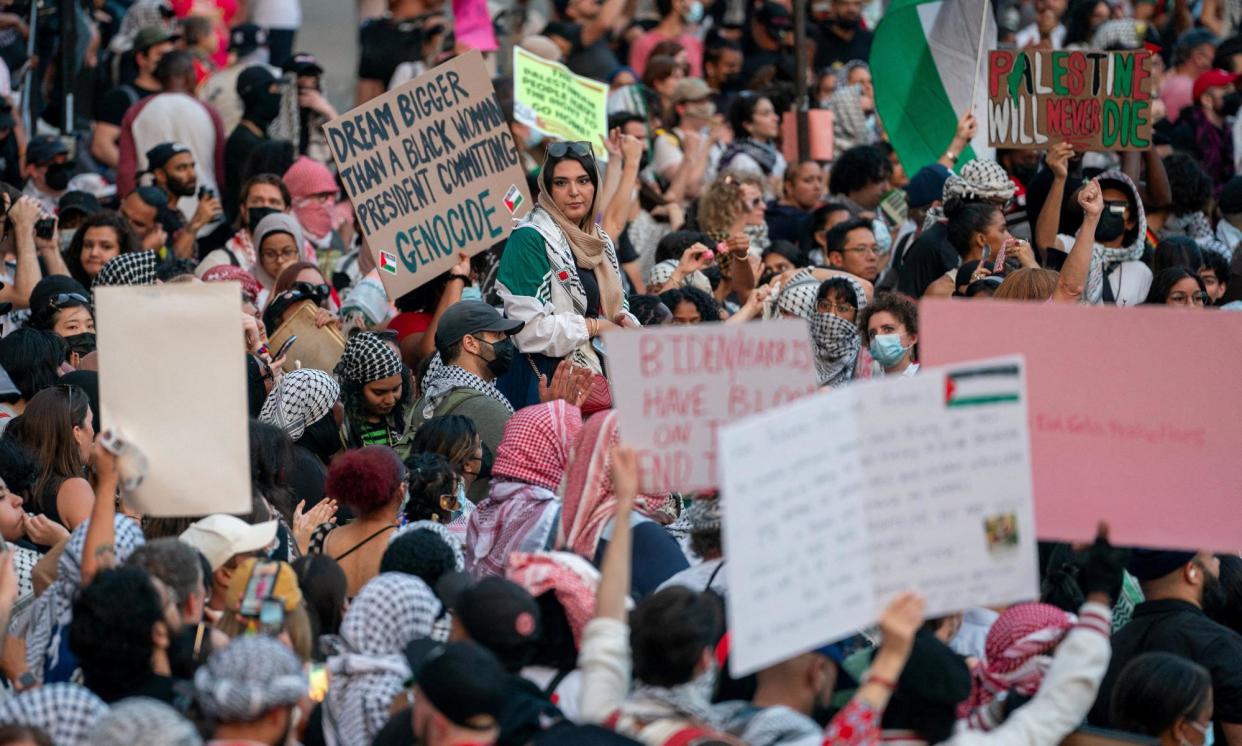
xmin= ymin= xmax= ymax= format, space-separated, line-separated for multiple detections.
xmin=538 ymin=150 xmax=625 ymax=321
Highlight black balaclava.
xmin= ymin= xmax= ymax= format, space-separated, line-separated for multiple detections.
xmin=243 ymin=88 xmax=283 ymax=128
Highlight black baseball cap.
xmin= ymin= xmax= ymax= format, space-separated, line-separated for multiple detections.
xmin=26 ymin=135 xmax=68 ymax=165
xmin=229 ymin=23 xmax=268 ymax=54
xmin=757 ymin=1 xmax=793 ymax=31
xmin=446 ymin=576 xmax=540 ymax=671
xmin=145 ymin=142 xmax=191 ymax=172
xmin=434 ymin=301 xmax=524 ymax=353
xmin=58 ymin=191 xmax=102 ymax=220
xmin=284 ymin=52 xmax=323 ymax=77
xmin=405 ymin=640 xmax=507 ymax=729
xmin=237 ymin=65 xmax=280 ymax=98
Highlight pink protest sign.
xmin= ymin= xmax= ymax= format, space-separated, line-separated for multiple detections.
xmin=603 ymin=321 xmax=818 ymax=493
xmin=453 ymin=0 xmax=498 ymax=52
xmin=920 ymin=298 xmax=1242 ymax=551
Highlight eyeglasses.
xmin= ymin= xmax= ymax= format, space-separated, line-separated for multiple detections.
xmin=742 ymin=197 xmax=764 ymax=211
xmin=547 ymin=141 xmax=595 ymax=159
xmin=840 ymin=244 xmax=880 ymax=256
xmin=817 ymin=300 xmax=856 ymax=316
xmin=1168 ymin=291 xmax=1209 ymax=306
xmin=261 ymin=247 xmax=300 ymax=262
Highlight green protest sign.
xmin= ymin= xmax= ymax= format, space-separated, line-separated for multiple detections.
xmin=513 ymin=46 xmax=609 ymax=159
xmin=324 ymin=50 xmax=533 ymax=298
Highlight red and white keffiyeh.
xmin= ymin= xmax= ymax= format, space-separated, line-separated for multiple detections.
xmin=506 ymin=550 xmax=600 ymax=647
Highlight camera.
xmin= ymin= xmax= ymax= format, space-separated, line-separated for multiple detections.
xmin=34 ymin=217 xmax=55 ymax=240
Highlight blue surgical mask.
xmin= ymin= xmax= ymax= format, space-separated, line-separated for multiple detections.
xmin=869 ymin=333 xmax=909 ymax=368
xmin=1185 ymin=721 xmax=1213 ymax=746
xmin=684 ymin=0 xmax=704 ymax=23
xmin=460 ymin=285 xmax=483 ymax=302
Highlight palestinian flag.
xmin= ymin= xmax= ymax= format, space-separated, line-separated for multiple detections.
xmin=945 ymin=363 xmax=1021 ymax=408
xmin=872 ymin=0 xmax=995 ymax=175
xmin=379 ymin=251 xmax=399 ymax=275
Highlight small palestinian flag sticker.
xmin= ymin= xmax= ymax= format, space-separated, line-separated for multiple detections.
xmin=945 ymin=364 xmax=1021 ymax=408
xmin=379 ymin=251 xmax=399 ymax=275
xmin=504 ymin=185 xmax=524 ymax=214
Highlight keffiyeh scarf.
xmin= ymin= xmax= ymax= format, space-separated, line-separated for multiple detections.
xmin=201 ymin=264 xmax=262 ymax=304
xmin=506 ymin=550 xmax=601 ymax=648
xmin=389 ymin=519 xmax=466 ymax=571
xmin=468 ymin=402 xmax=582 ymax=577
xmin=774 ymin=272 xmax=866 ymax=387
xmin=1163 ymin=211 xmax=1231 ymax=259
xmin=923 ymin=160 xmax=1016 ymax=230
xmin=0 ymin=683 xmax=108 ymax=746
xmin=24 ymin=516 xmax=145 ymax=680
xmin=335 ymin=331 xmax=402 ymax=385
xmin=322 ymin=573 xmax=442 ymax=746
xmin=1085 ymin=171 xmax=1148 ymax=305
xmin=420 ymin=352 xmax=514 ymax=418
xmin=260 ymin=368 xmax=340 ymax=441
xmin=958 ymin=602 xmax=1076 ymax=729
xmin=646 ymin=259 xmax=713 ymax=294
xmin=195 ymin=635 xmax=307 ymax=722
xmin=720 ymin=138 xmax=780 ymax=177
xmin=94 ymin=250 xmax=158 ymax=288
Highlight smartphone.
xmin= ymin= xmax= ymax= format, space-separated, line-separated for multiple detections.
xmin=258 ymin=598 xmax=285 ymax=636
xmin=240 ymin=561 xmax=280 ymax=617
xmin=34 ymin=217 xmax=55 ymax=240
xmin=274 ymin=335 xmax=297 ymax=360
xmin=198 ymin=185 xmax=214 ymax=200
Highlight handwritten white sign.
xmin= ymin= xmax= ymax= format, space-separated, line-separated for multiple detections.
xmin=719 ymin=356 xmax=1040 ymax=676
xmin=604 ymin=320 xmax=818 ymax=493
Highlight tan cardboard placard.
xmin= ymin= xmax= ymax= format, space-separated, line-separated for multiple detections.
xmin=987 ymin=50 xmax=1154 ymax=151
xmin=267 ymin=301 xmax=346 ymax=374
xmin=324 ymin=49 xmax=533 ymax=297
xmin=96 ymin=283 xmax=251 ymax=517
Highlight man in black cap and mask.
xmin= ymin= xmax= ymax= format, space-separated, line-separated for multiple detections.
xmin=1089 ymin=549 xmax=1242 ymax=744
xmin=402 ymin=300 xmax=525 ymax=500
xmin=814 ymin=0 xmax=873 ymax=71
xmin=22 ymin=136 xmax=72 ymax=214
xmin=224 ymin=65 xmax=283 ymax=215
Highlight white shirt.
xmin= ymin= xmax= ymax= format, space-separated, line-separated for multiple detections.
xmin=250 ymin=0 xmax=302 ymax=28
xmin=1013 ymin=22 xmax=1066 ymax=49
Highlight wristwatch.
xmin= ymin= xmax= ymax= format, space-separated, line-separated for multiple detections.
xmin=446 ymin=274 xmax=470 ymax=283
xmin=945 ymin=150 xmax=959 ymax=163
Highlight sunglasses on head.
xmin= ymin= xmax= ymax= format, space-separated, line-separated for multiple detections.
xmin=547 ymin=141 xmax=595 ymax=159
xmin=49 ymin=292 xmax=90 ymax=311
xmin=292 ymin=281 xmax=330 ymax=303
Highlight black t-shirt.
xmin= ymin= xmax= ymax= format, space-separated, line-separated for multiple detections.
xmin=765 ymin=201 xmax=814 ymax=252
xmin=896 ymin=222 xmax=958 ymax=298
xmin=223 ymin=125 xmax=267 ymax=218
xmin=358 ymin=16 xmax=429 ymax=85
xmin=95 ymin=82 xmax=159 ymax=126
xmin=814 ymin=25 xmax=874 ymax=70
xmin=370 ymin=707 xmax=415 ymax=745
xmin=1089 ymin=599 xmax=1242 ymax=730
xmin=289 ymin=444 xmax=328 ymax=510
xmin=565 ymin=25 xmax=620 ymax=82
xmin=0 ymin=134 xmax=21 ymax=187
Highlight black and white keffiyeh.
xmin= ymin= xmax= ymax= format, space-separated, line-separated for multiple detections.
xmin=23 ymin=516 xmax=145 ymax=679
xmin=94 ymin=250 xmax=159 ymax=287
xmin=322 ymin=573 xmax=442 ymax=746
xmin=334 ymin=331 xmax=402 ymax=385
xmin=194 ymin=635 xmax=307 ymax=722
xmin=0 ymin=683 xmax=108 ymax=746
xmin=773 ymin=273 xmax=865 ymax=387
xmin=260 ymin=368 xmax=340 ymax=441
xmin=92 ymin=697 xmax=202 ymax=746
xmin=685 ymin=497 xmax=722 ymax=534
xmin=420 ymin=352 xmax=514 ymax=419
xmin=924 ymin=159 xmax=1017 ymax=230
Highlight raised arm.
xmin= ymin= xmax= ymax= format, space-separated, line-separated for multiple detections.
xmin=580 ymin=0 xmax=626 ymax=46
xmin=1035 ymin=142 xmax=1074 ymax=253
xmin=0 ymin=197 xmax=43 ymax=309
xmin=603 ymin=134 xmax=643 ymax=242
xmin=80 ymin=437 xmax=120 ymax=587
xmin=1052 ymin=177 xmax=1101 ymax=304
xmin=938 ymin=112 xmax=977 ymax=169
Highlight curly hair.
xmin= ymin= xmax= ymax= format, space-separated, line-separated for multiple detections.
xmin=857 ymin=292 xmax=919 ymax=346
xmin=697 ymin=170 xmax=763 ymax=237
xmin=69 ymin=567 xmax=163 ymax=703
xmin=828 ymin=145 xmax=893 ymax=198
xmin=339 ymin=367 xmax=412 ymax=449
xmin=325 ymin=446 xmax=405 ymax=517
xmin=402 ymin=451 xmax=460 ymax=524
xmin=659 ymin=286 xmax=721 ymax=323
xmin=381 ymin=528 xmax=458 ymax=587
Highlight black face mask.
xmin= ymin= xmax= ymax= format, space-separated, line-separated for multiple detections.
xmin=1223 ymin=91 xmax=1242 ymax=118
xmin=832 ymin=16 xmax=859 ymax=30
xmin=1011 ymin=163 xmax=1039 ymax=186
xmin=720 ymin=73 xmax=744 ymax=93
xmin=45 ymin=162 xmax=71 ymax=192
xmin=298 ymin=411 xmax=342 ymax=464
xmin=247 ymin=91 xmax=283 ymax=127
xmin=1094 ymin=208 xmax=1127 ymax=243
xmin=63 ymin=332 xmax=96 ymax=356
xmin=247 ymin=206 xmax=280 ymax=233
xmin=480 ymin=337 xmax=516 ymax=378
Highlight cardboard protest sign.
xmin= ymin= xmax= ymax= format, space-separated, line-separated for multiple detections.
xmin=603 ymin=321 xmax=817 ymax=493
xmin=96 ymin=283 xmax=251 ymax=517
xmin=920 ymin=298 xmax=1242 ymax=551
xmin=268 ymin=301 xmax=346 ymax=374
xmin=513 ymin=46 xmax=609 ymax=159
xmin=987 ymin=50 xmax=1154 ymax=150
xmin=451 ymin=0 xmax=498 ymax=52
xmin=324 ymin=50 xmax=532 ymax=298
xmin=719 ymin=356 xmax=1039 ymax=676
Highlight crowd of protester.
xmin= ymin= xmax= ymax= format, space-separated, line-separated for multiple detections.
xmin=0 ymin=0 xmax=1230 ymax=744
